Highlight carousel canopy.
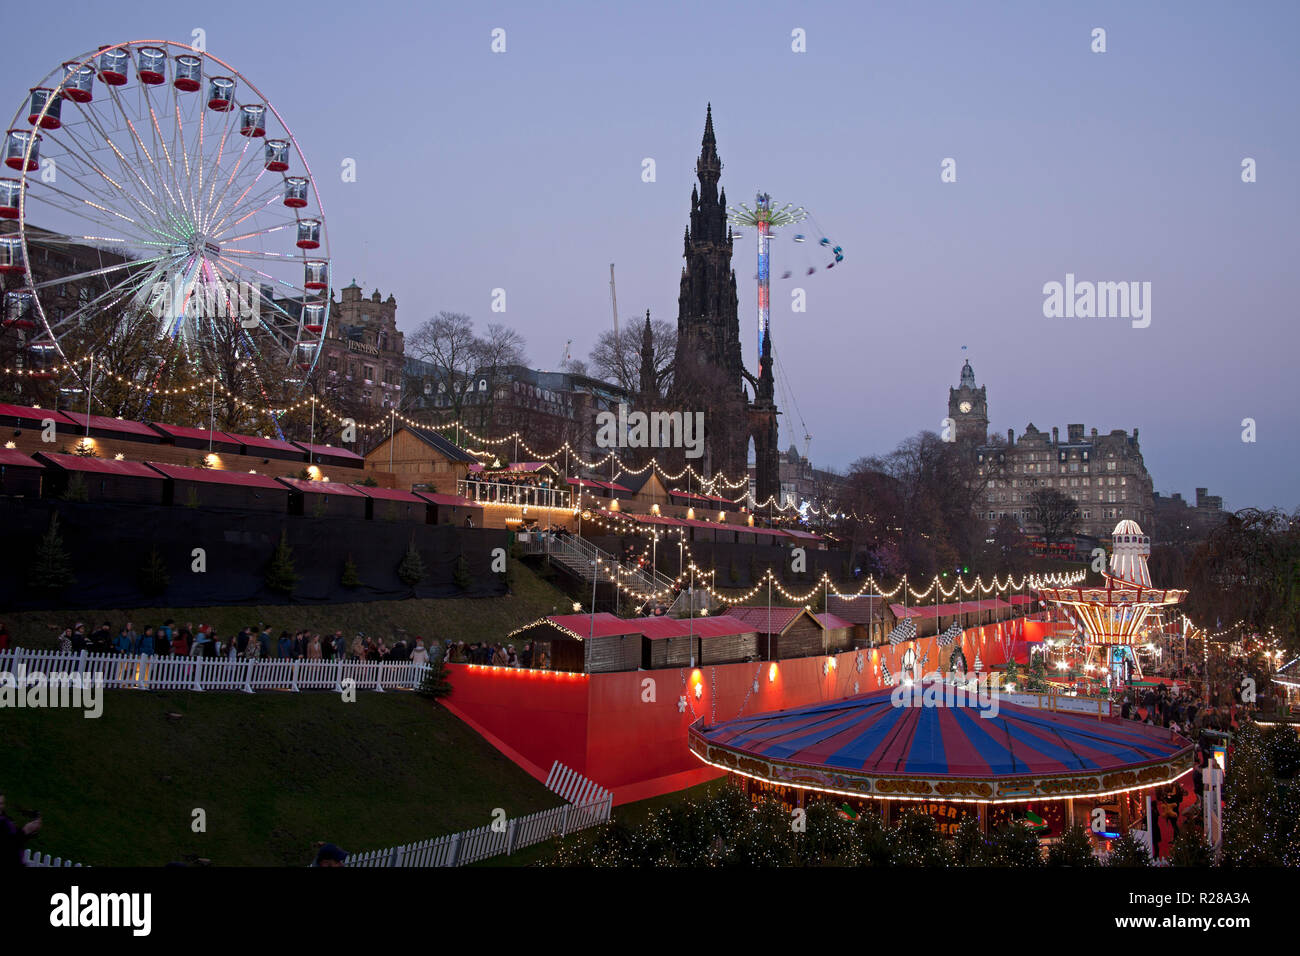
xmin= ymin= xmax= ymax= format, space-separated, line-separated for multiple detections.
xmin=690 ymin=687 xmax=1191 ymax=803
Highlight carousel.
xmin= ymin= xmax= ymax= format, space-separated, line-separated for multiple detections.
xmin=688 ymin=685 xmax=1193 ymax=840
xmin=1036 ymin=520 xmax=1186 ymax=682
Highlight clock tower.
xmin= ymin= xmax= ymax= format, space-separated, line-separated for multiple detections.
xmin=948 ymin=359 xmax=988 ymax=444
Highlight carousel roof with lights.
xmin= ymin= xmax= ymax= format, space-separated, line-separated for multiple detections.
xmin=688 ymin=687 xmax=1191 ymax=803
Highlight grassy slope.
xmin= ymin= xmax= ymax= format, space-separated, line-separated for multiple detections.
xmin=1 ymin=690 xmax=560 ymax=867
xmin=4 ymin=560 xmax=570 ymax=650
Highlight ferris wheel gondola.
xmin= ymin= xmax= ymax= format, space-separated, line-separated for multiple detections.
xmin=0 ymin=40 xmax=331 ymax=397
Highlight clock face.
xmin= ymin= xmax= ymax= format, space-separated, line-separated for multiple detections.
xmin=959 ymin=401 xmax=973 ymax=414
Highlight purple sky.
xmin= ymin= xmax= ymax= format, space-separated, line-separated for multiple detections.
xmin=9 ymin=1 xmax=1299 ymax=511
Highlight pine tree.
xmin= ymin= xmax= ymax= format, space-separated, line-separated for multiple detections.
xmin=397 ymin=536 xmax=426 ymax=586
xmin=341 ymin=554 xmax=361 ymax=589
xmin=416 ymin=656 xmax=453 ymax=702
xmin=1047 ymin=823 xmax=1098 ymax=866
xmin=1105 ymin=830 xmax=1152 ymax=867
xmin=453 ymin=554 xmax=471 ymax=591
xmin=265 ymin=530 xmax=299 ymax=595
xmin=1026 ymin=653 xmax=1048 ymax=691
xmin=1003 ymin=658 xmax=1020 ymax=688
xmin=138 ymin=545 xmax=170 ymax=596
xmin=30 ymin=512 xmax=76 ymax=593
xmin=62 ymin=472 xmax=88 ymax=502
xmin=1169 ymin=825 xmax=1214 ymax=867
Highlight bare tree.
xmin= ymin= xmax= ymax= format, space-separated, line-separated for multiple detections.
xmin=588 ymin=318 xmax=676 ymax=395
xmin=406 ymin=311 xmax=479 ymax=424
xmin=471 ymin=322 xmax=528 ymax=431
xmin=1029 ymin=487 xmax=1081 ymax=549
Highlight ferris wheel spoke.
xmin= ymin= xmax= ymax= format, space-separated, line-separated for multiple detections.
xmin=201 ymin=137 xmax=255 ymax=233
xmin=59 ymin=99 xmax=169 ymax=222
xmin=29 ymin=253 xmax=171 ymax=291
xmin=218 ymin=215 xmax=303 ymax=245
xmin=41 ymin=121 xmax=169 ymax=237
xmin=26 ymin=174 xmax=180 ymax=248
xmin=102 ymin=81 xmax=195 ymax=231
xmin=205 ymin=174 xmax=277 ymax=239
xmin=190 ymin=104 xmax=239 ymax=235
xmin=44 ymin=261 xmax=171 ymax=338
xmin=217 ymin=244 xmax=303 ymax=263
xmin=202 ymin=147 xmax=272 ymax=236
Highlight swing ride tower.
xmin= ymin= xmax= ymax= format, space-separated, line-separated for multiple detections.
xmin=726 ymin=193 xmax=806 ymax=367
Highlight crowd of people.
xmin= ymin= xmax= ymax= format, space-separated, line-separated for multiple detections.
xmin=443 ymin=640 xmax=548 ymax=669
xmin=38 ymin=620 xmax=437 ymax=665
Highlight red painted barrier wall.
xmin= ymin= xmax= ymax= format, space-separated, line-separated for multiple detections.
xmin=445 ymin=617 xmax=1039 ymax=803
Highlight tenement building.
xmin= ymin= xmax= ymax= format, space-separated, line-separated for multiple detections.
xmin=319 ymin=280 xmax=404 ymax=411
xmin=948 ymin=360 xmax=1155 ymax=538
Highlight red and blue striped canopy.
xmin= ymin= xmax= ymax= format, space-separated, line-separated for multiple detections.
xmin=697 ymin=688 xmax=1187 ymax=780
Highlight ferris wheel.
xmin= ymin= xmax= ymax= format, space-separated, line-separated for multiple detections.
xmin=0 ymin=40 xmax=330 ymax=394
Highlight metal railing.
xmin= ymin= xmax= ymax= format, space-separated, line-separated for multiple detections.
xmin=518 ymin=530 xmax=677 ymax=599
xmin=457 ymin=478 xmax=570 ymax=510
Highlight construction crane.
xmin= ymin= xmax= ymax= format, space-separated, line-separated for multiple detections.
xmin=609 ymin=263 xmax=619 ymax=338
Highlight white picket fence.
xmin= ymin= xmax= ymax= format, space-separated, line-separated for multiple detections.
xmin=22 ymin=849 xmax=86 ymax=867
xmin=346 ymin=764 xmax=613 ymax=868
xmin=0 ymin=647 xmax=426 ymax=693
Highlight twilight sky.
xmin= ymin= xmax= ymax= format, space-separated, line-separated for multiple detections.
xmin=8 ymin=1 xmax=1298 ymax=511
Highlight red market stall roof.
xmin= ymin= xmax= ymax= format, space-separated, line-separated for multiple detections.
xmin=1006 ymin=595 xmax=1034 ymax=606
xmin=149 ymin=422 xmax=236 ymax=444
xmin=216 ymin=430 xmax=304 ymax=455
xmin=567 ymin=476 xmax=632 ymax=493
xmin=0 ymin=448 xmax=44 ymax=468
xmin=544 ymin=613 xmax=644 ymax=639
xmin=277 ymin=476 xmax=366 ymax=496
xmin=414 ymin=491 xmax=478 ymax=508
xmin=349 ymin=484 xmax=426 ymax=503
xmin=815 ymin=613 xmax=855 ymax=631
xmin=0 ymin=402 xmax=76 ymax=425
xmin=723 ymin=606 xmax=809 ymax=634
xmin=689 ymin=687 xmax=1193 ymax=803
xmin=58 ymin=411 xmax=160 ymax=438
xmin=782 ymin=528 xmax=823 ymax=542
xmin=292 ymin=441 xmax=364 ymax=462
xmin=890 ymin=600 xmax=1006 ymax=620
xmin=668 ymin=489 xmax=731 ymax=504
xmin=34 ymin=451 xmax=162 ymax=478
xmin=145 ymin=462 xmax=284 ymax=489
xmin=637 ymin=615 xmax=757 ymax=640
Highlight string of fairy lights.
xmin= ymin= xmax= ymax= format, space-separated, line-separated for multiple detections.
xmin=538 ymin=501 xmax=1086 ymax=606
xmin=3 ymin=355 xmax=866 ymax=517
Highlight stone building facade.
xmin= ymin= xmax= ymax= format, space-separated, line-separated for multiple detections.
xmin=319 ymin=280 xmax=404 ymax=411
xmin=950 ymin=361 xmax=1155 ymax=538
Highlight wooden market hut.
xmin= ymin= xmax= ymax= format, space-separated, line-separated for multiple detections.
xmin=33 ymin=451 xmax=165 ymax=504
xmin=364 ymin=425 xmax=476 ymax=492
xmin=350 ymin=484 xmax=430 ymax=523
xmin=147 ymin=461 xmax=290 ymax=512
xmin=0 ymin=447 xmax=45 ymax=497
xmin=277 ymin=475 xmax=368 ymax=519
xmin=511 ymin=613 xmax=643 ymax=674
xmin=723 ymin=606 xmax=827 ymax=660
xmin=815 ymin=613 xmax=855 ymax=652
xmin=148 ymin=422 xmax=243 ymax=456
